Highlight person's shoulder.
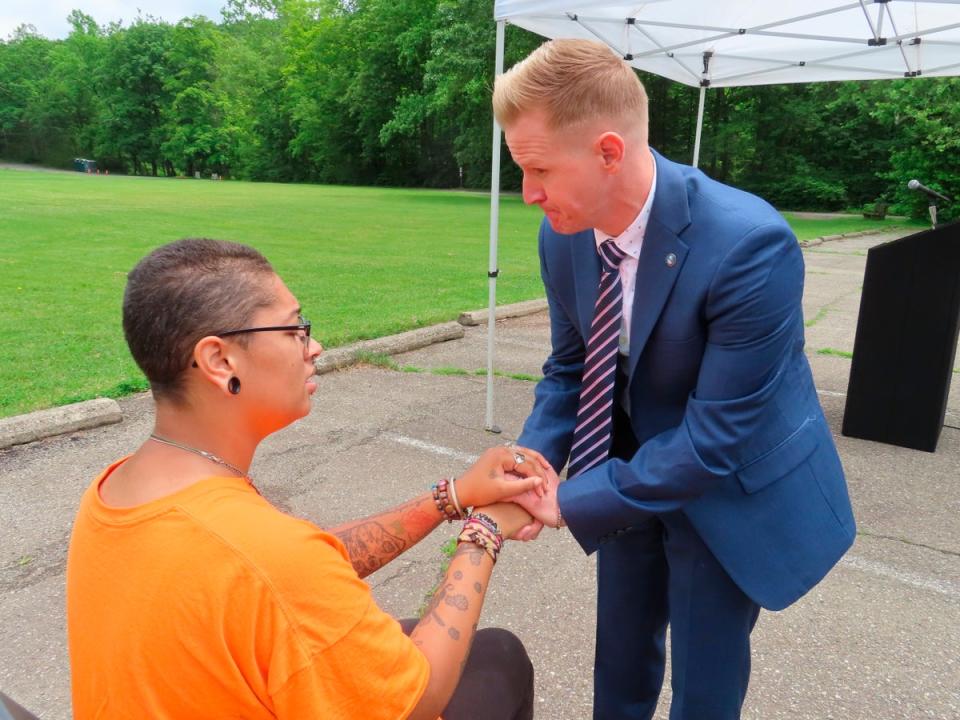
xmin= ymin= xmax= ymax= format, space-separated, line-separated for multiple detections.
xmin=180 ymin=484 xmax=372 ymax=641
xmin=651 ymin=154 xmax=797 ymax=280
xmin=176 ymin=482 xmax=349 ymax=571
xmin=667 ymin=162 xmax=788 ymax=238
xmin=656 ymin=162 xmax=774 ymax=224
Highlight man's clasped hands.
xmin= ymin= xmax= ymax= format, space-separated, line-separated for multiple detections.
xmin=459 ymin=446 xmax=564 ymax=542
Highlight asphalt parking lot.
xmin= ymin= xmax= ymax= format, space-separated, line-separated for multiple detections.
xmin=1 ymin=229 xmax=958 ymax=719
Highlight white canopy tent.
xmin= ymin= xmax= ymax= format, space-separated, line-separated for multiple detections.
xmin=482 ymin=0 xmax=960 ymax=431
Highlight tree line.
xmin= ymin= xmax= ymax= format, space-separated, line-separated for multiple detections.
xmin=1 ymin=0 xmax=957 ymax=215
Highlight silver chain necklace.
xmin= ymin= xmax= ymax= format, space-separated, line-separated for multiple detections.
xmin=148 ymin=433 xmax=249 ymax=480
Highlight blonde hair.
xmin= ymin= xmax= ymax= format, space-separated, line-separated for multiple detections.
xmin=493 ymin=39 xmax=648 ymax=138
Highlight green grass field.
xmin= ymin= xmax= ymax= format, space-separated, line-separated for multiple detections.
xmin=780 ymin=212 xmax=923 ymax=239
xmin=0 ymin=169 xmax=918 ymax=418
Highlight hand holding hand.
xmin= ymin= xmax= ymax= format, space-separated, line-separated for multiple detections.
xmin=475 ymin=502 xmax=534 ymax=540
xmin=511 ymin=518 xmax=544 ymax=542
xmin=455 ymin=445 xmax=552 ymax=510
xmin=506 ymin=464 xmax=563 ymax=529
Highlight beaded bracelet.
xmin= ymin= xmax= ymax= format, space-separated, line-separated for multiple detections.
xmin=431 ymin=478 xmax=462 ymax=522
xmin=468 ymin=511 xmax=501 ymax=539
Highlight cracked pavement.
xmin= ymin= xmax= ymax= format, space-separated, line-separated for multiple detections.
xmin=1 ymin=229 xmax=958 ymax=719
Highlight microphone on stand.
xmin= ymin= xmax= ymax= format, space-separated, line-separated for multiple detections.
xmin=907 ymin=179 xmax=953 ymax=204
xmin=907 ymin=180 xmax=952 ymax=229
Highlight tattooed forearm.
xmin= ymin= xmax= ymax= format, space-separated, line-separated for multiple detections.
xmin=453 ymin=543 xmax=485 ymax=566
xmin=459 ymin=622 xmax=478 ymax=672
xmin=334 ymin=521 xmax=406 ymax=577
xmin=386 ymin=495 xmax=439 ymax=540
xmin=329 ymin=493 xmax=443 ymax=577
xmin=423 ymin=584 xmax=451 ymax=627
xmin=421 ymin=581 xmax=471 ymax=630
xmin=445 ymin=593 xmax=469 ymax=611
xmin=408 ymin=544 xmax=494 ymax=710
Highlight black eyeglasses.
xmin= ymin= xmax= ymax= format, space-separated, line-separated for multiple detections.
xmin=215 ymin=315 xmax=312 ymax=353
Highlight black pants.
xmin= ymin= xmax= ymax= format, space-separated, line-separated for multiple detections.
xmin=400 ymin=619 xmax=534 ymax=720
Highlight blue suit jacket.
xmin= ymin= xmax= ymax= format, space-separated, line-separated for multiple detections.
xmin=518 ymin=151 xmax=855 ymax=611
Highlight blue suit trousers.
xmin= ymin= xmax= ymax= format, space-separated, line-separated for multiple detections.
xmin=594 ymin=399 xmax=761 ymax=719
xmin=595 ymin=512 xmax=760 ymax=720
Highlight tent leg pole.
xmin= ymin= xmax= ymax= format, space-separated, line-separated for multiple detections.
xmin=486 ymin=19 xmax=506 ymax=434
xmin=692 ymin=85 xmax=706 ymax=168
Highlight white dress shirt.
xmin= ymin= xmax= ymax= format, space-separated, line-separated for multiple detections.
xmin=593 ymin=161 xmax=658 ymax=356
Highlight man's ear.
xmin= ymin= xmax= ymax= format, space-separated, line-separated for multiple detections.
xmin=192 ymin=336 xmax=239 ymax=396
xmin=595 ymin=131 xmax=626 ymax=172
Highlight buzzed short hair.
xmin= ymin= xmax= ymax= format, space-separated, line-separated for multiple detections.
xmin=493 ymin=39 xmax=648 ymax=139
xmin=122 ymin=238 xmax=275 ymax=403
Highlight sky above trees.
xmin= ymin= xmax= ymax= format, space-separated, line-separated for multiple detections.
xmin=1 ymin=0 xmax=224 ymax=40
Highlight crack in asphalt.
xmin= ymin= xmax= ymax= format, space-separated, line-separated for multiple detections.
xmin=857 ymin=529 xmax=960 ymax=559
xmin=0 ymin=534 xmax=69 ymax=593
xmin=368 ymin=558 xmax=428 ymax=591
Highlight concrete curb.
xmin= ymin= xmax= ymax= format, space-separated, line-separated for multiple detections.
xmin=0 ymin=398 xmax=122 ymax=451
xmin=315 ymin=321 xmax=465 ymax=375
xmin=458 ymin=298 xmax=549 ymax=326
xmin=800 ymin=228 xmax=897 ymax=248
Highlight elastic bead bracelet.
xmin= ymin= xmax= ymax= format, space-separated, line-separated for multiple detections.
xmin=431 ymin=478 xmax=462 ymax=522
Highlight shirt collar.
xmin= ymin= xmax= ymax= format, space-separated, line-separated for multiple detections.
xmin=594 ymin=159 xmax=658 ymax=259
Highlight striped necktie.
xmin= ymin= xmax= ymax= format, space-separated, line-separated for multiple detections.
xmin=567 ymin=239 xmax=628 ymax=478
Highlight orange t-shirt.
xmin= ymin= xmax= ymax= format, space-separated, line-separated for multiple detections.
xmin=66 ymin=458 xmax=430 ymax=719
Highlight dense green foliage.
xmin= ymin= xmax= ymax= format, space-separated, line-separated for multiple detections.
xmin=1 ymin=0 xmax=957 ymax=217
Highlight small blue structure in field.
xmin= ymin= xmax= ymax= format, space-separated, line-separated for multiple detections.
xmin=73 ymin=158 xmax=97 ymax=173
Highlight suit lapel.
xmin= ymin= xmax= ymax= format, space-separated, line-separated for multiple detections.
xmin=627 ymin=151 xmax=692 ymax=383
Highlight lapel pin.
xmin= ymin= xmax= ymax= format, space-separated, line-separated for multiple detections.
xmin=665 ymin=253 xmax=677 ymax=268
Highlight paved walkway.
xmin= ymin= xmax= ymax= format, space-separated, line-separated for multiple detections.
xmin=1 ymin=230 xmax=958 ymax=719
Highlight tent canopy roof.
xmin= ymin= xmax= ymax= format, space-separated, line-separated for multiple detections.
xmin=494 ymin=1 xmax=960 ymax=87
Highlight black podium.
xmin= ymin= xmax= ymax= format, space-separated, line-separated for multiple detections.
xmin=842 ymin=221 xmax=960 ymax=452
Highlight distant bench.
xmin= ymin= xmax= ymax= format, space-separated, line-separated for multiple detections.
xmin=862 ymin=201 xmax=889 ymax=220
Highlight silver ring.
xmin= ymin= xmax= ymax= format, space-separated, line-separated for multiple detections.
xmin=513 ymin=452 xmax=526 ymax=465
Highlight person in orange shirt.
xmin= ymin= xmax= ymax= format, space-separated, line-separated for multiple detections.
xmin=66 ymin=238 xmax=549 ymax=720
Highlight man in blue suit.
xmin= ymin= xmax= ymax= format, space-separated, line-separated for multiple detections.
xmin=494 ymin=40 xmax=856 ymax=719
